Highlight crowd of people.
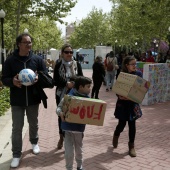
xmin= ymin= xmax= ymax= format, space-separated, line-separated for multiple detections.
xmin=1 ymin=32 xmax=170 ymax=170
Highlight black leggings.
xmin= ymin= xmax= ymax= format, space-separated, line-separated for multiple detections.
xmin=91 ymin=80 xmax=102 ymax=99
xmin=114 ymin=120 xmax=136 ymax=143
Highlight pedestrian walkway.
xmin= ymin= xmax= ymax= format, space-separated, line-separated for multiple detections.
xmin=0 ymin=69 xmax=170 ymax=170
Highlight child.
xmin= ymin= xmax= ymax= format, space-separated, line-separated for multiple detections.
xmin=56 ymin=76 xmax=92 ymax=170
xmin=113 ymin=56 xmax=142 ymax=157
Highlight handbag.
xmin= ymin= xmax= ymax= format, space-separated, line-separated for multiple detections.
xmin=130 ymin=103 xmax=142 ymax=121
xmin=38 ymin=71 xmax=54 ymax=88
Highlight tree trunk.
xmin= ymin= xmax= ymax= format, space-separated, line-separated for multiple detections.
xmin=16 ymin=0 xmax=21 ymax=37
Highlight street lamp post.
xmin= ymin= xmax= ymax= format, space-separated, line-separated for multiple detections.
xmin=156 ymin=43 xmax=159 ymax=53
xmin=24 ymin=28 xmax=29 ymax=33
xmin=135 ymin=42 xmax=138 ymax=51
xmin=153 ymin=39 xmax=157 ymax=57
xmin=119 ymin=45 xmax=121 ymax=53
xmin=0 ymin=9 xmax=5 ymax=66
xmin=114 ymin=39 xmax=117 ymax=56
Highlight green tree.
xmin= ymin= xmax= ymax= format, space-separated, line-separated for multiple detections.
xmin=1 ymin=0 xmax=75 ymax=51
xmin=1 ymin=0 xmax=77 ymax=36
xmin=69 ymin=8 xmax=111 ymax=49
xmin=20 ymin=17 xmax=63 ymax=51
xmin=3 ymin=17 xmax=63 ymax=52
xmin=109 ymin=0 xmax=170 ymax=52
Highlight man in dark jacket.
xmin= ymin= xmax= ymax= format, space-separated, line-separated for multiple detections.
xmin=2 ymin=33 xmax=47 ymax=168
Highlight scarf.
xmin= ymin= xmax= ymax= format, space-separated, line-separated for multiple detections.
xmin=57 ymin=59 xmax=78 ymax=101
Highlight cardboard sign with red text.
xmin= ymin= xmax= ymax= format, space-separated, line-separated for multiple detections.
xmin=63 ymin=95 xmax=107 ymax=126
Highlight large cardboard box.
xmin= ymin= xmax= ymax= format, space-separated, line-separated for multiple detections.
xmin=62 ymin=95 xmax=107 ymax=126
xmin=112 ymin=72 xmax=150 ymax=103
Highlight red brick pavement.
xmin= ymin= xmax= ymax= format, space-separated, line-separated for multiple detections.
xmin=11 ymin=69 xmax=170 ymax=170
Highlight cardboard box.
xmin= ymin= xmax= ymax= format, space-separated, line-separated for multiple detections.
xmin=112 ymin=72 xmax=150 ymax=103
xmin=62 ymin=95 xmax=107 ymax=126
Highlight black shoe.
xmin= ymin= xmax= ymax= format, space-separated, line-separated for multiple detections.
xmin=106 ymin=89 xmax=109 ymax=92
xmin=110 ymin=87 xmax=112 ymax=90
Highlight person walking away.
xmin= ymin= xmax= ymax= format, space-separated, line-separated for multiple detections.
xmin=103 ymin=53 xmax=109 ymax=85
xmin=91 ymin=56 xmax=105 ymax=99
xmin=53 ymin=44 xmax=83 ymax=149
xmin=2 ymin=33 xmax=47 ymax=168
xmin=106 ymin=51 xmax=118 ymax=91
xmin=56 ymin=76 xmax=92 ymax=170
xmin=116 ymin=51 xmax=126 ymax=79
xmin=113 ymin=56 xmax=143 ymax=157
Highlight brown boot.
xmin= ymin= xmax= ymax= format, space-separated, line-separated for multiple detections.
xmin=112 ymin=135 xmax=119 ymax=148
xmin=57 ymin=134 xmax=63 ymax=149
xmin=128 ymin=142 xmax=136 ymax=157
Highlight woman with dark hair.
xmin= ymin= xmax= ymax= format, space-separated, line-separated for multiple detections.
xmin=91 ymin=56 xmax=105 ymax=99
xmin=53 ymin=44 xmax=83 ymax=149
xmin=113 ymin=56 xmax=142 ymax=157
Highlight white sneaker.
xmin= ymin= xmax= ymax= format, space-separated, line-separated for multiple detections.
xmin=32 ymin=144 xmax=40 ymax=154
xmin=11 ymin=157 xmax=20 ymax=168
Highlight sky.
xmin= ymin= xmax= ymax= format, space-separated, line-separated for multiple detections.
xmin=57 ymin=0 xmax=112 ymax=36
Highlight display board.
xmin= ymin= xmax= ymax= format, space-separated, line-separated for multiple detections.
xmin=137 ymin=63 xmax=170 ymax=105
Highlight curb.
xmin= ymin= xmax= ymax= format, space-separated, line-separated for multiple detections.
xmin=0 ymin=109 xmax=28 ymax=170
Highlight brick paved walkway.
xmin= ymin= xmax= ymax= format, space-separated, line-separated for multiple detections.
xmin=8 ymin=69 xmax=170 ymax=170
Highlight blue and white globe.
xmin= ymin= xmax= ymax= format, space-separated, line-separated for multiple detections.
xmin=18 ymin=68 xmax=36 ymax=86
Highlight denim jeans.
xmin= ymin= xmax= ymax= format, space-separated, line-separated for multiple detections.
xmin=11 ymin=104 xmax=39 ymax=157
xmin=106 ymin=70 xmax=116 ymax=89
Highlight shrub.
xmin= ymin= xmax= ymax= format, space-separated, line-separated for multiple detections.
xmin=0 ymin=87 xmax=10 ymax=116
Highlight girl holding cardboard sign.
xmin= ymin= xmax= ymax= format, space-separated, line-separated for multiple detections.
xmin=113 ymin=56 xmax=142 ymax=157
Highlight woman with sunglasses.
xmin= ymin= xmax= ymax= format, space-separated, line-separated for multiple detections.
xmin=53 ymin=44 xmax=83 ymax=149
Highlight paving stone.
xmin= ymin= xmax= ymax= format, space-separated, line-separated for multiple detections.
xmin=0 ymin=69 xmax=170 ymax=170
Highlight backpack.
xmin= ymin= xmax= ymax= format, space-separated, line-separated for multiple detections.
xmin=107 ymin=59 xmax=114 ymax=71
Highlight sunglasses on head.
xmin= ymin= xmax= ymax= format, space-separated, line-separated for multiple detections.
xmin=63 ymin=51 xmax=73 ymax=54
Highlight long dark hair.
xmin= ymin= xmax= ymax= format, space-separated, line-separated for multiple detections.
xmin=121 ymin=56 xmax=136 ymax=73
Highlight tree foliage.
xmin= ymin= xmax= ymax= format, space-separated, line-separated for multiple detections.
xmin=0 ymin=0 xmax=76 ymax=51
xmin=69 ymin=8 xmax=110 ymax=49
xmin=109 ymin=0 xmax=170 ymax=51
xmin=69 ymin=0 xmax=170 ymax=52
